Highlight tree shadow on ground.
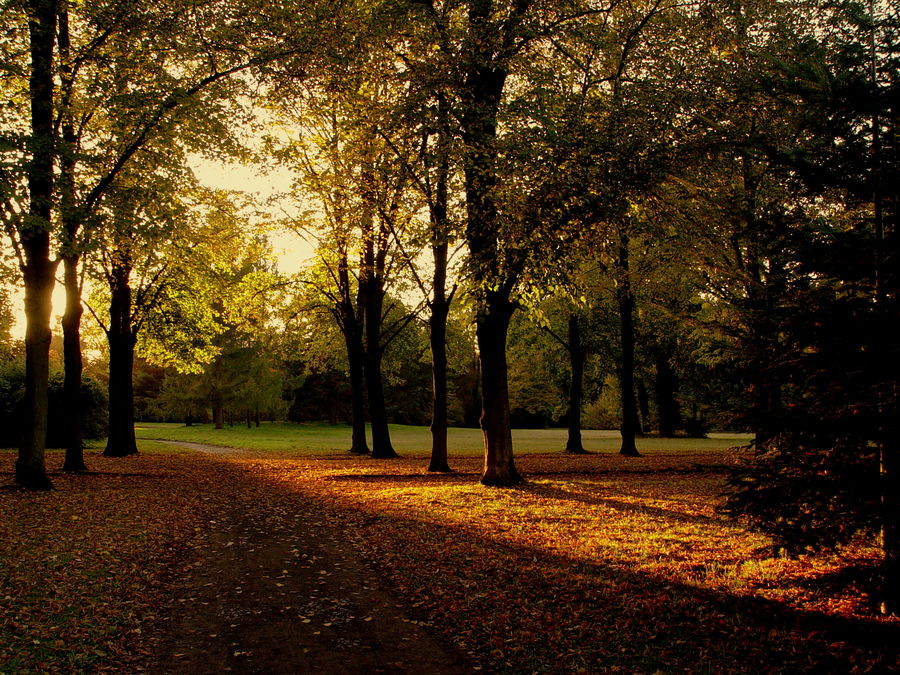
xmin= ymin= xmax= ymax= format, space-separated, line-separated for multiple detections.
xmin=254 ymin=460 xmax=899 ymax=673
xmin=515 ymin=480 xmax=724 ymax=527
xmin=328 ymin=468 xmax=727 ymax=528
xmin=341 ymin=500 xmax=898 ymax=672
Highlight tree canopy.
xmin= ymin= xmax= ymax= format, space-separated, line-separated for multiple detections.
xmin=1 ymin=0 xmax=897 ymax=614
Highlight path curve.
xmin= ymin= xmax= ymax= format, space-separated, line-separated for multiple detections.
xmin=149 ymin=439 xmax=251 ymax=455
xmin=142 ymin=444 xmax=472 ymax=674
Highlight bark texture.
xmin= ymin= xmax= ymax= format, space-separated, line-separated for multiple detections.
xmin=477 ymin=295 xmax=521 ymax=486
xmin=16 ymin=0 xmax=58 ymax=490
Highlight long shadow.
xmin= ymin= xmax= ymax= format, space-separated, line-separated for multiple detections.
xmin=515 ymin=481 xmax=723 ymax=527
xmin=12 ymin=447 xmax=894 ymax=673
xmin=210 ymin=456 xmax=900 ymax=674
xmin=328 ymin=471 xmax=724 ymax=527
xmin=81 ymin=452 xmax=894 ymax=674
xmin=327 ymin=472 xmax=479 ymax=483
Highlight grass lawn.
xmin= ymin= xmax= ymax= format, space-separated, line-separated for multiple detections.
xmin=134 ymin=421 xmax=752 ymax=456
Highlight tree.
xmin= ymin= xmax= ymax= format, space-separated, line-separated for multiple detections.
xmin=88 ymin=171 xmax=260 ymax=455
xmin=407 ymin=0 xmax=625 ymax=485
xmin=12 ymin=0 xmax=58 ymax=489
xmin=273 ymin=56 xmax=425 ymax=458
xmin=2 ymin=0 xmax=345 ymax=485
xmin=50 ymin=0 xmax=285 ymax=469
xmin=676 ymin=0 xmax=900 ymax=615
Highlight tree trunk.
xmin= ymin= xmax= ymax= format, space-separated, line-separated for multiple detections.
xmin=213 ymin=396 xmax=224 ymax=429
xmin=637 ymin=378 xmax=651 ymax=434
xmin=457 ymin=0 xmax=538 ymax=484
xmin=741 ymin=156 xmax=782 ymax=450
xmin=477 ymin=294 xmax=521 ymax=486
xmin=565 ymin=314 xmax=587 ymax=454
xmin=428 ymin=297 xmax=451 ymax=471
xmin=358 ymin=148 xmax=397 ymax=460
xmin=61 ymin=254 xmax=86 ymax=470
xmin=870 ymin=70 xmax=900 ymax=614
xmin=461 ymin=17 xmax=519 ymax=484
xmin=16 ymin=0 xmax=58 ymax=490
xmin=364 ymin=280 xmax=397 ymax=459
xmin=655 ymin=349 xmax=680 ymax=437
xmin=19 ymin=256 xmax=55 ymax=488
xmin=104 ymin=264 xmax=138 ymax=457
xmin=345 ymin=315 xmax=370 ymax=455
xmin=617 ymin=233 xmax=641 ymax=457
xmin=58 ymin=4 xmax=86 ymax=472
xmin=428 ymin=110 xmax=453 ymax=473
xmin=882 ymin=420 xmax=900 ymax=616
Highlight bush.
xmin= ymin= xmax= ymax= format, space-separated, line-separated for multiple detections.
xmin=0 ymin=362 xmax=108 ymax=448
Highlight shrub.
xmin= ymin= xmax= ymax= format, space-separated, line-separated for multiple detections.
xmin=0 ymin=362 xmax=108 ymax=448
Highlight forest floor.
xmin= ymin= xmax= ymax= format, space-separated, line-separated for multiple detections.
xmin=2 ymin=439 xmax=900 ymax=673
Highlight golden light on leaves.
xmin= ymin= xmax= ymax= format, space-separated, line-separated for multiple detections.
xmin=1 ymin=447 xmax=897 ymax=673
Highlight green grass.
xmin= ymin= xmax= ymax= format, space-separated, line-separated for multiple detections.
xmin=134 ymin=421 xmax=751 ymax=456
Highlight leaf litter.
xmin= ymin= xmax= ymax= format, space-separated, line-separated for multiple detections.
xmin=1 ymin=447 xmax=898 ymax=673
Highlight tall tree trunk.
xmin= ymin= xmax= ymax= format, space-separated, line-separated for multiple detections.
xmin=57 ymin=3 xmax=85 ymax=471
xmin=104 ymin=263 xmax=138 ymax=457
xmin=364 ymin=277 xmax=397 ymax=459
xmin=344 ymin=307 xmax=370 ymax=455
xmin=654 ymin=349 xmax=680 ymax=437
xmin=477 ymin=293 xmax=521 ymax=486
xmin=358 ymin=147 xmax=397 ymax=460
xmin=428 ymin=297 xmax=451 ymax=471
xmin=460 ymin=1 xmax=525 ymax=486
xmin=16 ymin=0 xmax=58 ymax=490
xmin=428 ymin=298 xmax=451 ymax=472
xmin=740 ymin=156 xmax=782 ymax=449
xmin=617 ymin=232 xmax=641 ymax=457
xmin=870 ymin=49 xmax=900 ymax=614
xmin=61 ymin=255 xmax=85 ymax=470
xmin=428 ymin=123 xmax=453 ymax=472
xmin=565 ymin=314 xmax=587 ymax=454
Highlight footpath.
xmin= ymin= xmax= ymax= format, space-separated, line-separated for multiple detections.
xmin=141 ymin=443 xmax=470 ymax=674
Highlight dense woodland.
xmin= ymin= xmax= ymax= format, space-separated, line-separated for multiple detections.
xmin=1 ymin=0 xmax=897 ymax=614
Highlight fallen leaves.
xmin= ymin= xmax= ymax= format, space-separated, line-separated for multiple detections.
xmin=251 ymin=450 xmax=900 ymax=673
xmin=0 ymin=452 xmax=209 ymax=673
xmin=2 ymin=446 xmax=899 ymax=674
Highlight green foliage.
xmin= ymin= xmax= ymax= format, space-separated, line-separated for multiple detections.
xmin=0 ymin=362 xmax=108 ymax=448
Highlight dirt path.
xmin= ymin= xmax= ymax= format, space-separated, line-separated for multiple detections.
xmin=140 ymin=444 xmax=471 ymax=674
